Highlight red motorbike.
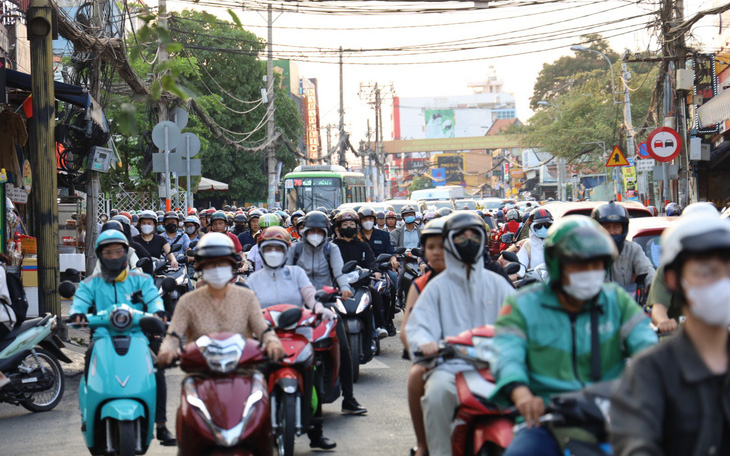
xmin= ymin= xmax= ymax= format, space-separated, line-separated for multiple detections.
xmin=313 ymin=287 xmax=342 ymax=404
xmin=262 ymin=305 xmax=319 ymax=456
xmin=175 ymin=332 xmax=273 ymax=456
xmin=417 ymin=325 xmax=517 ymax=456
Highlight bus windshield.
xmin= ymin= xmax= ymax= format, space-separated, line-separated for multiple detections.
xmin=285 ymin=177 xmax=342 ymax=211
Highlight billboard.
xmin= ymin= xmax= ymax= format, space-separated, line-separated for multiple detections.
xmin=273 ymin=60 xmax=300 ymax=97
xmin=301 ymin=78 xmax=321 ymax=162
xmin=435 ymin=153 xmax=463 ymax=184
xmin=425 ymin=109 xmax=455 ymax=139
xmin=693 ymin=54 xmax=719 ymax=134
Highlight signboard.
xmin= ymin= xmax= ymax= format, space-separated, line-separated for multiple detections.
xmin=302 ymin=79 xmax=321 ymax=161
xmin=605 ymin=145 xmax=629 ymax=167
xmin=622 ymin=158 xmax=638 ymax=201
xmin=381 ymin=135 xmax=522 ymax=154
xmin=435 ymin=153 xmax=463 ymax=184
xmin=647 ymin=127 xmax=682 ymax=162
xmin=22 ymin=160 xmax=31 ymax=193
xmin=637 ymin=141 xmax=649 ymax=159
xmin=425 ymin=109 xmax=455 ymax=139
xmin=152 ymin=121 xmax=182 ymax=151
xmin=693 ymin=54 xmax=719 ymax=135
xmin=636 ymin=158 xmax=655 ymax=172
xmin=431 ymin=167 xmax=446 ymax=187
xmin=6 ymin=184 xmax=27 ymax=204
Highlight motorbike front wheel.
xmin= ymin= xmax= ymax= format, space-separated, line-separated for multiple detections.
xmin=348 ymin=333 xmax=361 ymax=383
xmin=19 ymin=348 xmax=65 ymax=412
xmin=276 ymin=393 xmax=297 ymax=456
xmin=116 ymin=420 xmax=136 ymax=456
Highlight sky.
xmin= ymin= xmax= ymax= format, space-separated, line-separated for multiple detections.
xmin=165 ymin=0 xmax=723 ymax=148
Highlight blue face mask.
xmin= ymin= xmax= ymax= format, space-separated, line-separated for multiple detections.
xmin=156 ymin=225 xmax=165 ymax=233
xmin=404 ymin=216 xmax=416 ymax=224
xmin=534 ymin=226 xmax=549 ymax=239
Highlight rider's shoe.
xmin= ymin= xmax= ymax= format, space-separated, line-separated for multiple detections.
xmin=157 ymin=425 xmax=177 ymax=446
xmin=386 ymin=322 xmax=397 ymax=337
xmin=376 ymin=327 xmax=388 ymax=339
xmin=342 ymin=397 xmax=367 ymax=415
xmin=309 ymin=435 xmax=337 ymax=450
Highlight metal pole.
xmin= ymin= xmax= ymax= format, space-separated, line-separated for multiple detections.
xmin=158 ymin=0 xmax=169 ymax=210
xmin=164 ymin=125 xmax=171 ymax=211
xmin=266 ymin=4 xmax=276 ymax=208
xmin=186 ymin=136 xmax=193 ymax=209
xmin=85 ymin=0 xmax=102 ymax=274
xmin=338 ymin=47 xmax=346 ymax=168
xmin=28 ymin=0 xmax=60 ymax=317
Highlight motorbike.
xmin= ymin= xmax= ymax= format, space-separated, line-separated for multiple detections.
xmin=372 ymin=252 xmax=396 ymax=350
xmin=501 ymin=251 xmax=549 ymax=288
xmin=414 ymin=325 xmax=517 ymax=456
xmin=136 ymin=245 xmax=188 ymax=317
xmin=514 ymin=381 xmax=617 ymax=456
xmin=313 ymin=289 xmax=342 ymax=405
xmin=0 ymin=311 xmax=71 ymax=412
xmin=174 ymin=332 xmax=273 ymax=456
xmin=60 ymin=282 xmax=167 ymax=456
xmin=395 ymin=247 xmax=422 ymax=310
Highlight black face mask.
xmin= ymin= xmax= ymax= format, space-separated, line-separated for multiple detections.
xmin=165 ymin=223 xmax=178 ymax=233
xmin=100 ymin=256 xmax=127 ymax=280
xmin=454 ymin=236 xmax=482 ymax=264
xmin=340 ymin=227 xmax=358 ymax=238
xmin=611 ymin=233 xmax=627 ymax=253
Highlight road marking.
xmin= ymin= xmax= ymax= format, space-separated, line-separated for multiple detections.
xmin=361 ymin=359 xmax=389 ymax=369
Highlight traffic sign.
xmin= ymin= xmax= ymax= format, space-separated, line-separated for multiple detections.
xmin=151 ymin=121 xmax=182 ymax=151
xmin=172 ymin=106 xmax=189 ymax=130
xmin=637 ymin=141 xmax=650 ymax=159
xmin=178 ymin=132 xmax=201 ymax=158
xmin=647 ymin=127 xmax=682 ymax=162
xmin=636 ymin=158 xmax=655 ymax=172
xmin=605 ymin=145 xmax=629 ymax=167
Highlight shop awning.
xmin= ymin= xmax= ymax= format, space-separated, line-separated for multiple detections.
xmin=697 ymin=89 xmax=730 ymax=128
xmin=197 ymin=177 xmax=229 ymax=192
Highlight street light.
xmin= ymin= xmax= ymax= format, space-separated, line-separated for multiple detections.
xmin=537 ymin=100 xmax=556 ymax=108
xmin=570 ymin=45 xmax=620 ymax=104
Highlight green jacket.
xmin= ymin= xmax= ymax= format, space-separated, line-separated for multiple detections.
xmin=492 ymin=281 xmax=657 ymax=402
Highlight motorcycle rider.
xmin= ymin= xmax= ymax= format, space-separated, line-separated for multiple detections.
xmin=406 ymin=212 xmax=515 ymax=456
xmin=665 ymin=201 xmax=682 ymax=216
xmin=384 ymin=211 xmax=398 ymax=233
xmin=183 ymin=216 xmax=201 ymax=244
xmin=391 ymin=205 xmax=421 ymax=250
xmin=287 ymin=210 xmax=304 ymax=240
xmin=161 ymin=211 xmax=190 ymax=252
xmin=247 ymin=208 xmax=263 ymax=239
xmin=286 ymin=211 xmax=367 ymax=416
xmin=498 ymin=209 xmax=521 ymax=251
xmin=246 ymin=214 xmax=285 ymax=272
xmin=245 ymin=227 xmax=338 ymax=450
xmin=591 ymin=201 xmax=655 ymax=292
xmin=208 ymin=211 xmax=243 ymax=253
xmin=69 ymin=230 xmax=177 ymax=446
xmin=610 ymin=205 xmax=730 ymax=456
xmin=133 ymin=211 xmax=179 ymax=269
xmin=375 ymin=211 xmax=387 ymax=230
xmin=492 ymin=216 xmax=657 ymax=456
xmin=514 ymin=208 xmax=553 ymax=277
xmin=232 ymin=212 xmax=248 ymax=236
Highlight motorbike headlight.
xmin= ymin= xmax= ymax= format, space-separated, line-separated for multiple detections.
xmin=197 ymin=334 xmax=245 ymax=373
xmin=473 ymin=336 xmax=497 ymax=365
xmin=109 ymin=307 xmax=132 ymax=330
xmin=355 ymin=293 xmax=371 ymax=314
xmin=334 ymin=298 xmax=347 ymax=314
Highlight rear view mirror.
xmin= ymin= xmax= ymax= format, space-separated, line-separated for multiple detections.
xmin=161 ymin=277 xmax=178 ymax=293
xmin=136 ymin=257 xmax=151 ymax=269
xmin=140 ymin=316 xmax=166 ymax=336
xmin=505 ymin=263 xmax=521 ymax=275
xmin=171 ymin=244 xmax=182 ymax=253
xmin=395 ymin=247 xmax=407 ymax=255
xmin=501 ymin=233 xmax=514 ymax=245
xmin=277 ymin=307 xmax=303 ymax=329
xmin=342 ymin=260 xmax=358 ymax=274
xmin=411 ymin=248 xmax=423 ymax=258
xmin=502 ymin=251 xmax=519 ymax=263
xmin=242 ymin=244 xmax=253 ymax=253
xmin=315 ymin=290 xmax=332 ymax=303
xmin=189 ymin=240 xmax=198 ymax=249
xmin=375 ymin=253 xmax=392 ymax=263
xmin=58 ymin=281 xmax=77 ymax=299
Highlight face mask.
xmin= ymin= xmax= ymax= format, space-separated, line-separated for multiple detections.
xmin=156 ymin=225 xmax=165 ymax=233
xmin=185 ymin=226 xmax=196 ymax=236
xmin=307 ymin=233 xmax=324 ymax=247
xmin=454 ymin=236 xmax=482 ymax=264
xmin=534 ymin=226 xmax=549 ymax=239
xmin=683 ymin=277 xmax=730 ymax=326
xmin=179 ymin=222 xmax=184 ymax=228
xmin=262 ymin=251 xmax=286 ymax=268
xmin=404 ymin=216 xmax=416 ymax=224
xmin=140 ymin=225 xmax=154 ymax=235
xmin=203 ymin=266 xmax=234 ymax=289
xmin=563 ymin=270 xmax=605 ymax=301
xmin=361 ymin=221 xmax=375 ymax=231
xmin=100 ymin=256 xmax=127 ymax=278
xmin=611 ymin=234 xmax=626 ymax=253
xmin=165 ymin=223 xmax=177 ymax=233
xmin=340 ymin=227 xmax=357 ymax=238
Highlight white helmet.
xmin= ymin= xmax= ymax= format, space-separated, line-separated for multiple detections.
xmin=660 ymin=209 xmax=730 ymax=269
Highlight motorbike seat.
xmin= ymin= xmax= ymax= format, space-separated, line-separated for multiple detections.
xmin=0 ymin=317 xmax=44 ymax=342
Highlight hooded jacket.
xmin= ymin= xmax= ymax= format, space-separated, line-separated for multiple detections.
xmin=70 ymin=270 xmax=164 ymax=317
xmin=247 ymin=264 xmax=316 ymax=309
xmin=515 ymin=224 xmax=546 ymax=277
xmin=405 ymin=249 xmax=515 ymax=369
xmin=286 ymin=239 xmax=352 ymax=294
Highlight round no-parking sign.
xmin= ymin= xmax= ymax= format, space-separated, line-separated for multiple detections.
xmin=647 ymin=127 xmax=681 ymax=162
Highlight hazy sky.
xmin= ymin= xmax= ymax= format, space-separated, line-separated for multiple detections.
xmin=168 ymin=0 xmax=721 ymax=146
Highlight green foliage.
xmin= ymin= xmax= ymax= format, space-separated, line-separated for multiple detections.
xmin=408 ymin=175 xmax=434 ymax=194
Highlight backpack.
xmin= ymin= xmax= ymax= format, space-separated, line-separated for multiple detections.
xmin=3 ymin=268 xmax=27 ymax=328
xmin=292 ymin=241 xmax=335 ymax=283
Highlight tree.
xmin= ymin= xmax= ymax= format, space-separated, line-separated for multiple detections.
xmin=408 ymin=175 xmax=433 ymax=194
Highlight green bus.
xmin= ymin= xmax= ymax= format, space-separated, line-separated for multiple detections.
xmin=283 ymin=165 xmax=366 ymax=212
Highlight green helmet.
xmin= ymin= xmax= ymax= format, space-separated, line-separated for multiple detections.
xmin=543 ymin=215 xmax=618 ymax=284
xmin=259 ymin=213 xmax=281 ymax=228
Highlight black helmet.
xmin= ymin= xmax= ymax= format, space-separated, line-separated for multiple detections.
xmin=442 ymin=212 xmax=485 ymax=265
xmin=301 ymin=211 xmax=330 ymax=235
xmin=234 ymin=213 xmax=247 ymax=223
xmin=591 ymin=201 xmax=629 ymax=252
xmin=529 ymin=208 xmax=553 ymax=226
xmin=435 ymin=207 xmax=453 ymax=218
xmin=101 ymin=220 xmax=125 ymax=235
xmin=358 ymin=206 xmax=376 ymax=219
xmin=420 ymin=218 xmax=446 ymax=245
xmin=376 ymin=211 xmax=385 ymax=220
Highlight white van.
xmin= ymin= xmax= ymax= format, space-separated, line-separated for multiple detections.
xmin=410 ymin=186 xmax=465 ymax=201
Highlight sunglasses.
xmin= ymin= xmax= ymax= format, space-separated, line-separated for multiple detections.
xmin=533 ymin=223 xmax=552 ymax=230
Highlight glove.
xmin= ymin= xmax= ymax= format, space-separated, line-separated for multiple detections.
xmin=69 ymin=313 xmax=87 ymax=324
xmin=154 ymin=311 xmax=168 ymax=322
xmin=314 ymin=302 xmax=335 ymax=321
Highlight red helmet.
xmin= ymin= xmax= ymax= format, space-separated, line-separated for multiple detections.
xmin=257 ymin=226 xmax=291 ymax=248
xmin=385 ymin=211 xmax=397 ymax=219
xmin=120 ymin=211 xmax=132 ymax=221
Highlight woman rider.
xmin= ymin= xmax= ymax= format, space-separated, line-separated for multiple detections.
xmin=246 ymin=226 xmax=337 ymax=450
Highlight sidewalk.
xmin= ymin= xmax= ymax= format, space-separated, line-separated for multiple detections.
xmin=60 ymin=299 xmax=87 ymax=378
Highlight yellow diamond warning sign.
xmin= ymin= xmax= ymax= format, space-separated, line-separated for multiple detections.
xmin=605 ymin=145 xmax=629 ymax=167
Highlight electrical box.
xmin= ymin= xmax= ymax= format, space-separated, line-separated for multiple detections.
xmin=676 ymin=68 xmax=694 ymax=91
xmin=88 ymin=146 xmax=113 ymax=173
xmin=689 ymin=137 xmax=711 ymax=161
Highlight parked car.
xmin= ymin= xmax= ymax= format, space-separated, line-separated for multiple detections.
xmin=478 ymin=198 xmax=503 ymax=213
xmin=542 ymin=201 xmax=653 ymax=220
xmin=626 ymin=216 xmax=679 ymax=268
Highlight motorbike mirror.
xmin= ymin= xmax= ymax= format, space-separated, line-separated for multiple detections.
xmin=170 ymin=243 xmax=183 ymax=253
xmin=187 ymin=250 xmax=195 ymax=257
xmin=315 ymin=290 xmax=332 ymax=303
xmin=234 ymin=253 xmax=242 ymax=263
xmin=505 ymin=263 xmax=521 ymax=275
xmin=278 ymin=307 xmax=303 ymax=329
xmin=176 ymin=254 xmax=186 ymax=263
xmin=242 ymin=244 xmax=253 ymax=253
xmin=635 ymin=273 xmax=647 ymax=285
xmin=64 ymin=268 xmax=79 ymax=278
xmin=395 ymin=247 xmax=407 ymax=255
xmin=411 ymin=247 xmax=423 ymax=258
xmin=140 ymin=316 xmax=166 ymax=336
xmin=342 ymin=260 xmax=358 ymax=274
xmin=155 ymin=260 xmax=168 ymax=272
xmin=502 ymin=251 xmax=519 ymax=263
xmin=375 ymin=253 xmax=392 ymax=263
xmin=136 ymin=257 xmax=151 ymax=269
xmin=189 ymin=240 xmax=198 ymax=249
xmin=58 ymin=281 xmax=77 ymax=299
xmin=161 ymin=277 xmax=178 ymax=293
xmin=501 ymin=233 xmax=515 ymax=245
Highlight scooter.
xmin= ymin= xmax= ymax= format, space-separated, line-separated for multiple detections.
xmin=0 ymin=312 xmax=71 ymax=412
xmin=262 ymin=305 xmax=319 ymax=456
xmin=395 ymin=247 xmax=422 ymax=310
xmin=136 ymin=246 xmax=188 ymax=317
xmin=313 ymin=288 xmax=342 ymax=405
xmin=415 ymin=325 xmax=517 ymax=456
xmin=60 ymin=282 xmax=166 ymax=456
xmin=174 ymin=332 xmax=273 ymax=456
xmin=501 ymin=251 xmax=549 ymax=288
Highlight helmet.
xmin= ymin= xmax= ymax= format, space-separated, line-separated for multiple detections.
xmin=300 ymin=211 xmax=330 ymax=236
xmin=506 ymin=209 xmax=520 ymax=222
xmin=357 ymin=206 xmax=376 ymax=219
xmin=666 ymin=202 xmax=682 ymax=217
xmin=188 ymin=208 xmax=197 ymax=216
xmin=259 ymin=213 xmax=281 ymax=228
xmin=157 ymin=216 xmax=164 ymax=224
xmin=164 ymin=211 xmax=179 ymax=221
xmin=234 ymin=213 xmax=247 ymax=223
xmin=385 ymin=211 xmax=397 ymax=219
xmin=442 ymin=212 xmax=486 ymax=264
xmin=131 ymin=214 xmax=139 ymax=224
xmin=210 ymin=211 xmax=227 ymax=223
xmin=591 ymin=201 xmax=629 ymax=250
xmin=291 ymin=210 xmax=305 ymax=219
xmin=496 ymin=210 xmax=504 ymax=218
xmin=184 ymin=216 xmax=201 ymax=227
xmin=155 ymin=210 xmax=164 ymax=217
xmin=420 ymin=217 xmax=446 ymax=245
xmin=248 ymin=209 xmax=263 ymax=220
xmin=660 ymin=205 xmax=730 ymax=270
xmin=101 ymin=220 xmax=125 ymax=234
xmin=423 ymin=211 xmax=437 ymax=223
xmin=223 ymin=205 xmax=231 ymax=211
xmin=257 ymin=226 xmax=291 ymax=248
xmin=435 ymin=207 xmax=453 ymax=218
xmin=544 ymin=215 xmax=618 ymax=284
xmin=111 ymin=214 xmax=131 ymax=227
xmin=336 ymin=209 xmax=359 ymax=226
xmin=120 ymin=211 xmax=132 ymax=221
xmin=226 ymin=213 xmax=234 ymax=222
xmin=530 ymin=208 xmax=554 ymax=226
xmin=95 ymin=229 xmax=129 ymax=253
xmin=138 ymin=210 xmax=157 ymax=223
xmin=376 ymin=211 xmax=385 ymax=220
xmin=194 ymin=232 xmax=237 ymax=269
xmin=401 ymin=205 xmax=416 ymax=215
xmin=645 ymin=206 xmax=658 ymax=216
xmin=476 ymin=210 xmax=484 ymax=218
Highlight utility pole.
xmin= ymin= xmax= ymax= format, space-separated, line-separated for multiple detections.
xmin=266 ymin=4 xmax=277 ymax=207
xmin=621 ymin=52 xmax=640 ymax=202
xmin=365 ymin=120 xmax=373 ymax=201
xmin=673 ymin=0 xmax=688 ymax=207
xmin=27 ymin=0 xmax=60 ymax=318
xmin=338 ymin=47 xmax=347 ymax=169
xmin=373 ymin=83 xmax=380 ymax=201
xmin=325 ymin=124 xmax=332 ymax=165
xmin=158 ymin=0 xmax=170 ymax=211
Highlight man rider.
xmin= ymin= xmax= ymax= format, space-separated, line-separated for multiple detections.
xmin=208 ymin=211 xmax=242 ymax=253
xmin=406 ymin=212 xmax=515 ymax=456
xmin=133 ymin=211 xmax=179 ymax=268
xmin=183 ymin=216 xmax=201 ymax=244
xmin=492 ymin=216 xmax=657 ymax=456
xmin=384 ymin=211 xmax=398 ymax=233
xmin=375 ymin=211 xmax=387 ymax=230
xmin=591 ymin=201 xmax=655 ymax=292
xmin=287 ymin=210 xmax=304 ymax=240
xmin=69 ymin=230 xmax=177 ymax=446
xmin=232 ymin=212 xmax=248 ymax=236
xmin=160 ymin=211 xmax=190 ymax=253
xmin=391 ymin=205 xmax=421 ymax=249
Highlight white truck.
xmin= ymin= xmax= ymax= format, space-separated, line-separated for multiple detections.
xmin=410 ymin=185 xmax=465 ymax=201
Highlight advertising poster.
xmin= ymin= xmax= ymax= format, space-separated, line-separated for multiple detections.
xmin=425 ymin=109 xmax=455 ymax=139
xmin=622 ymin=159 xmax=638 ymax=202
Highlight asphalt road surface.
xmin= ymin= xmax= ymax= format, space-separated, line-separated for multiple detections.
xmin=0 ymin=317 xmax=414 ymax=456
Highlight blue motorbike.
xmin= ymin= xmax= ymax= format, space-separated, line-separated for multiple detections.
xmin=61 ymin=283 xmax=166 ymax=456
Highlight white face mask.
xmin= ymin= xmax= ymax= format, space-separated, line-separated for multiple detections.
xmin=563 ymin=270 xmax=605 ymax=301
xmin=185 ymin=226 xmax=196 ymax=235
xmin=361 ymin=221 xmax=375 ymax=231
xmin=683 ymin=277 xmax=730 ymax=326
xmin=203 ymin=266 xmax=234 ymax=289
xmin=140 ymin=224 xmax=154 ymax=235
xmin=307 ymin=233 xmax=324 ymax=247
xmin=262 ymin=251 xmax=286 ymax=268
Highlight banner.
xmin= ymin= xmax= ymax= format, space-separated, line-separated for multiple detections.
xmin=622 ymin=160 xmax=638 ymax=202
xmin=425 ymin=109 xmax=455 ymax=139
